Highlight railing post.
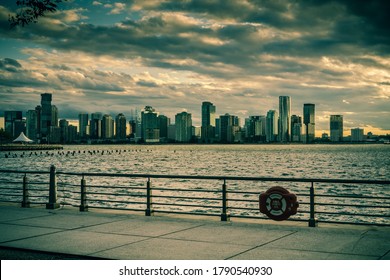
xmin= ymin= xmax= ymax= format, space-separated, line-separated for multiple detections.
xmin=221 ymin=179 xmax=230 ymax=221
xmin=308 ymin=182 xmax=317 ymax=227
xmin=46 ymin=165 xmax=60 ymax=209
xmin=145 ymin=177 xmax=153 ymax=216
xmin=21 ymin=173 xmax=30 ymax=208
xmin=79 ymin=175 xmax=88 ymax=212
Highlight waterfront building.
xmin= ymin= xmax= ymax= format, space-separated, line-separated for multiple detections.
xmin=141 ymin=106 xmax=159 ymax=143
xmin=26 ymin=110 xmax=38 ymax=142
xmin=128 ymin=120 xmax=136 ymax=138
xmin=59 ymin=119 xmax=69 ymax=143
xmin=51 ymin=105 xmax=58 ymax=127
xmin=48 ymin=126 xmax=61 ymax=143
xmin=330 ymin=115 xmax=343 ymax=142
xmin=79 ymin=113 xmax=89 ymax=139
xmin=175 ymin=112 xmax=192 ymax=142
xmin=115 ymin=113 xmax=127 ymax=140
xmin=220 ymin=114 xmax=240 ymax=143
xmin=192 ymin=126 xmax=201 ymax=140
xmin=90 ymin=112 xmax=102 ymax=139
xmin=351 ymin=128 xmax=364 ymax=142
xmin=201 ymin=101 xmax=216 ymax=143
xmin=158 ymin=115 xmax=169 ymax=140
xmin=102 ymin=114 xmax=114 ymax=139
xmin=246 ymin=115 xmax=266 ymax=142
xmin=265 ymin=110 xmax=278 ymax=142
xmin=303 ymin=103 xmax=315 ymax=143
xmin=40 ymin=93 xmax=52 ymax=140
xmin=4 ymin=111 xmax=23 ymax=138
xmin=35 ymin=105 xmax=42 ymax=139
xmin=168 ymin=124 xmax=176 ymax=141
xmin=291 ymin=115 xmax=302 ymax=142
xmin=278 ymin=96 xmax=291 ymax=142
xmin=67 ymin=125 xmax=77 ymax=143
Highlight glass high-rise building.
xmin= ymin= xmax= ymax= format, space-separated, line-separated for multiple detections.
xmin=115 ymin=113 xmax=127 ymax=140
xmin=291 ymin=115 xmax=302 ymax=142
xmin=40 ymin=93 xmax=52 ymax=139
xmin=175 ymin=112 xmax=192 ymax=142
xmin=90 ymin=112 xmax=102 ymax=139
xmin=330 ymin=115 xmax=343 ymax=142
xmin=141 ymin=106 xmax=159 ymax=143
xmin=26 ymin=110 xmax=38 ymax=142
xmin=4 ymin=111 xmax=23 ymax=138
xmin=78 ymin=113 xmax=89 ymax=138
xmin=102 ymin=114 xmax=114 ymax=139
xmin=266 ymin=110 xmax=278 ymax=142
xmin=303 ymin=103 xmax=315 ymax=143
xmin=278 ymin=96 xmax=291 ymax=142
xmin=201 ymin=101 xmax=216 ymax=143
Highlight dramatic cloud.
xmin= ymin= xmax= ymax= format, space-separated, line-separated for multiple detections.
xmin=0 ymin=0 xmax=389 ymax=134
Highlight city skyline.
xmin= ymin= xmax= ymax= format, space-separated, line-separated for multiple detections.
xmin=0 ymin=1 xmax=389 ymax=136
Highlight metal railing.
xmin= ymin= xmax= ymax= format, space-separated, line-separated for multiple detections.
xmin=0 ymin=166 xmax=389 ymax=227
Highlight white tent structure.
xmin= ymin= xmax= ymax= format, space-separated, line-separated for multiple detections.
xmin=13 ymin=132 xmax=34 ymax=143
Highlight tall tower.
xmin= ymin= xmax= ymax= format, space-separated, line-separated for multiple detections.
xmin=26 ymin=110 xmax=38 ymax=142
xmin=78 ymin=113 xmax=89 ymax=139
xmin=330 ymin=115 xmax=343 ymax=142
xmin=303 ymin=104 xmax=315 ymax=143
xmin=141 ymin=106 xmax=159 ymax=143
xmin=40 ymin=93 xmax=52 ymax=139
xmin=90 ymin=112 xmax=102 ymax=139
xmin=115 ymin=113 xmax=127 ymax=140
xmin=175 ymin=112 xmax=192 ymax=142
xmin=266 ymin=110 xmax=278 ymax=142
xmin=278 ymin=96 xmax=291 ymax=142
xmin=201 ymin=101 xmax=216 ymax=143
xmin=102 ymin=114 xmax=114 ymax=139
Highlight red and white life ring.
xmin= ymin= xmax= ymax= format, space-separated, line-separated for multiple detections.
xmin=259 ymin=186 xmax=299 ymax=221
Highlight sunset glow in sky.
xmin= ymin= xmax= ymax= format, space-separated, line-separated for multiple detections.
xmin=0 ymin=0 xmax=389 ymax=135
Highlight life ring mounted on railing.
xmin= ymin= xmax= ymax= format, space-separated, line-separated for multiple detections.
xmin=259 ymin=186 xmax=299 ymax=221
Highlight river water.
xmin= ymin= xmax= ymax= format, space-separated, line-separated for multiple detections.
xmin=1 ymin=144 xmax=389 ymax=224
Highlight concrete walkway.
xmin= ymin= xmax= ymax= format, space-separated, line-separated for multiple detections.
xmin=0 ymin=204 xmax=389 ymax=260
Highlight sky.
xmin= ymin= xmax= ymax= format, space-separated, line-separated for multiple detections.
xmin=0 ymin=0 xmax=389 ymax=135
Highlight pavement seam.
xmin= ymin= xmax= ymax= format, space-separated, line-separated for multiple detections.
xmin=86 ymin=224 xmax=207 ymax=258
xmin=224 ymin=231 xmax=298 ymax=260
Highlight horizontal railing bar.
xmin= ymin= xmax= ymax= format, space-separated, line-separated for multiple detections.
xmin=152 ymin=202 xmax=221 ymax=209
xmin=88 ymin=206 xmax=145 ymax=212
xmin=315 ymin=203 xmax=390 ymax=208
xmin=153 ymin=187 xmax=219 ymax=193
xmin=0 ymin=170 xmax=49 ymax=175
xmin=86 ymin=185 xmax=145 ymax=190
xmin=316 ymin=194 xmax=390 ymax=200
xmin=153 ymin=195 xmax=221 ymax=201
xmin=88 ymin=199 xmax=145 ymax=205
xmin=315 ymin=211 xmax=390 ymax=218
xmin=86 ymin=191 xmax=145 ymax=197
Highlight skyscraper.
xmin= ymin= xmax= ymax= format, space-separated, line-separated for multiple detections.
xmin=158 ymin=115 xmax=169 ymax=140
xmin=246 ymin=115 xmax=266 ymax=142
xmin=78 ymin=113 xmax=89 ymax=139
xmin=291 ymin=115 xmax=302 ymax=142
xmin=278 ymin=96 xmax=291 ymax=142
xmin=102 ymin=114 xmax=114 ymax=139
xmin=40 ymin=93 xmax=52 ymax=139
xmin=351 ymin=128 xmax=364 ymax=142
xmin=330 ymin=115 xmax=343 ymax=142
xmin=175 ymin=112 xmax=192 ymax=142
xmin=4 ymin=111 xmax=23 ymax=138
xmin=266 ymin=110 xmax=278 ymax=142
xmin=201 ymin=101 xmax=216 ymax=143
xmin=90 ymin=112 xmax=102 ymax=139
xmin=26 ymin=110 xmax=38 ymax=142
xmin=303 ymin=103 xmax=315 ymax=143
xmin=141 ymin=106 xmax=159 ymax=143
xmin=115 ymin=113 xmax=127 ymax=140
